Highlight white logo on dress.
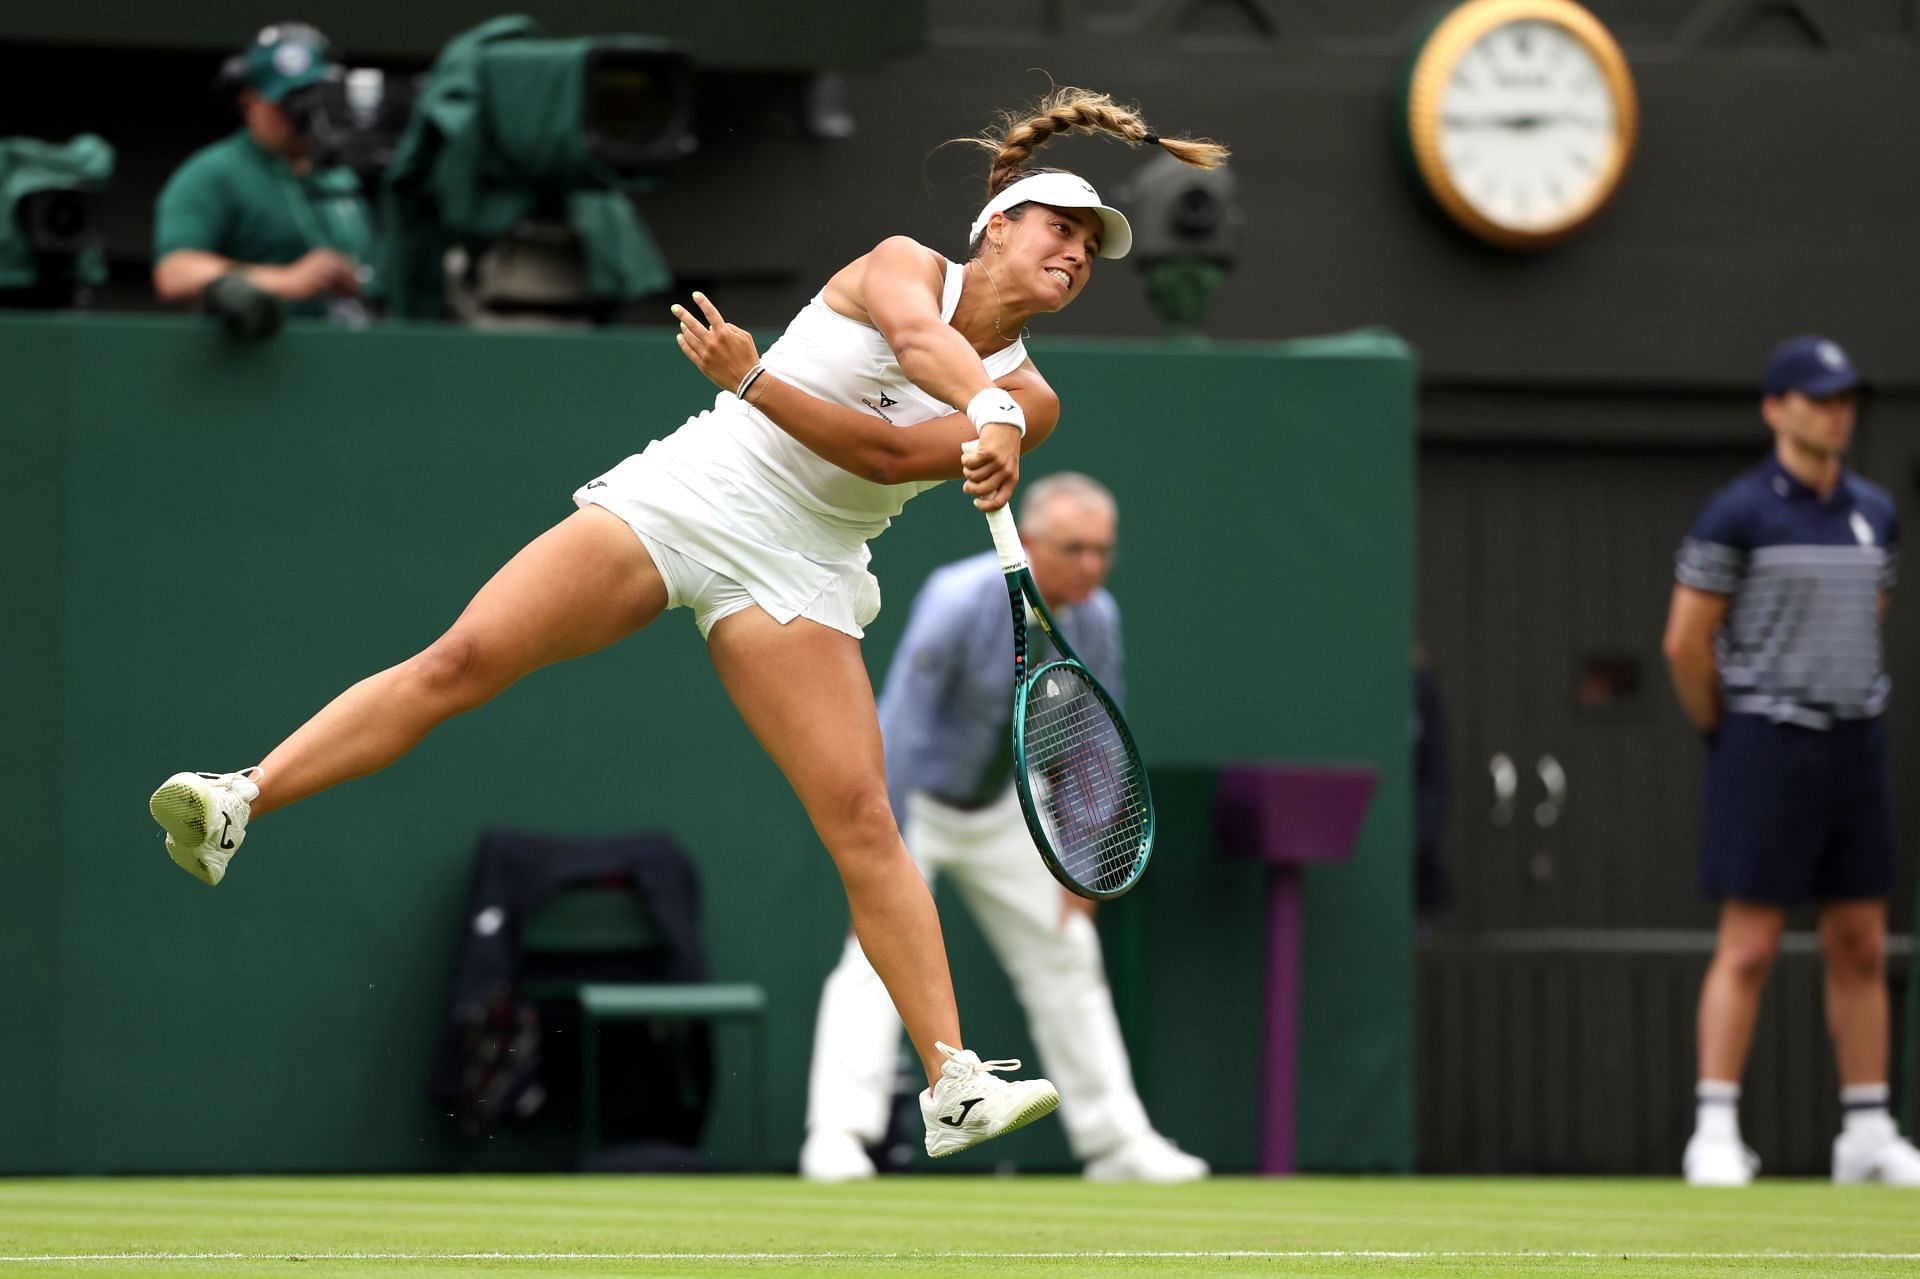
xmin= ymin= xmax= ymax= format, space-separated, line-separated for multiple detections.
xmin=1851 ymin=512 xmax=1875 ymax=546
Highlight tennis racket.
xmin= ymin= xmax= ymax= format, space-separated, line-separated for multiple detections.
xmin=972 ymin=487 xmax=1155 ymax=900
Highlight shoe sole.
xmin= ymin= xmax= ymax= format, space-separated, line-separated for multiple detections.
xmin=150 ymin=777 xmax=212 ymax=842
xmin=928 ymin=1088 xmax=1060 ymax=1159
xmin=150 ymin=777 xmax=216 ymax=883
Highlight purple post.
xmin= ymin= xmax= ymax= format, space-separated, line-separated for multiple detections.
xmin=1214 ymin=763 xmax=1377 ymax=1175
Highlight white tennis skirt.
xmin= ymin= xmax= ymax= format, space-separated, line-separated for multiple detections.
xmin=573 ymin=420 xmax=883 ymax=641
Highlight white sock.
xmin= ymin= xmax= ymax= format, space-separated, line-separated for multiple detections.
xmin=1696 ymin=1080 xmax=1741 ymax=1142
xmin=1841 ymin=1083 xmax=1894 ymax=1137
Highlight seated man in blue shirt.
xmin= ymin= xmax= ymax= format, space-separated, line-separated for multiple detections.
xmin=800 ymin=472 xmax=1206 ymax=1183
xmin=1664 ymin=336 xmax=1920 ymax=1187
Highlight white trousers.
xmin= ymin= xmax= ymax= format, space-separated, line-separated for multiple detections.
xmin=804 ymin=787 xmax=1152 ymax=1160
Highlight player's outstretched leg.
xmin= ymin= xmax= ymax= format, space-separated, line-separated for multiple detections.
xmin=707 ymin=606 xmax=1057 ymax=1159
xmin=147 ymin=507 xmax=668 ymax=885
xmin=947 ymin=821 xmax=1205 ymax=1180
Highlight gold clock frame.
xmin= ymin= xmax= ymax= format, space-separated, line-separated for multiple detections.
xmin=1405 ymin=0 xmax=1639 ymax=250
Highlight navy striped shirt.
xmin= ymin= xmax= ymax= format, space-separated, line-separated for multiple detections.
xmin=877 ymin=551 xmax=1124 ymax=823
xmin=1675 ymin=455 xmax=1898 ymax=728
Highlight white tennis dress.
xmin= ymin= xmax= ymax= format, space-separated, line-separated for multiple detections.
xmin=576 ymin=257 xmax=1029 ymax=638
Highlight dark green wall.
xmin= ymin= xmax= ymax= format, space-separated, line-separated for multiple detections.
xmin=0 ymin=315 xmax=1413 ymax=1174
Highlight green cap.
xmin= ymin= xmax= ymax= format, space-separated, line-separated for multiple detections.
xmin=241 ymin=24 xmax=335 ymax=103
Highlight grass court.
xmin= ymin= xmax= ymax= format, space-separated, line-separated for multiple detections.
xmin=4 ymin=1175 xmax=1918 ymax=1277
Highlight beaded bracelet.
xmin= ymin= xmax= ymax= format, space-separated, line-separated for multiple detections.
xmin=736 ymin=363 xmax=766 ymax=401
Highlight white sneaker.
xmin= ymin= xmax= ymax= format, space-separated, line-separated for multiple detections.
xmin=1683 ymin=1130 xmax=1760 ymax=1186
xmin=920 ymin=1041 xmax=1058 ymax=1159
xmin=1833 ymin=1122 xmax=1920 ymax=1186
xmin=799 ymin=1129 xmax=876 ymax=1183
xmin=149 ymin=769 xmax=261 ymax=886
xmin=1084 ymin=1131 xmax=1209 ymax=1183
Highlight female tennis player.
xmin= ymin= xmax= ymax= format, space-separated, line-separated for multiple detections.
xmin=149 ymin=87 xmax=1227 ymax=1159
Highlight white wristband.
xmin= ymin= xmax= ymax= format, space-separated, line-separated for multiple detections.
xmin=965 ymin=388 xmax=1026 ymax=438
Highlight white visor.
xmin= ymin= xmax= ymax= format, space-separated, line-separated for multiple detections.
xmin=968 ymin=172 xmax=1132 ymax=260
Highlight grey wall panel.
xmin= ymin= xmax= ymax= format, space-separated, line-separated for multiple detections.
xmin=1418 ymin=942 xmax=1914 ymax=1174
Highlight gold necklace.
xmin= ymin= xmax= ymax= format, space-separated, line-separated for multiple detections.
xmin=975 ymin=257 xmax=1029 ymax=344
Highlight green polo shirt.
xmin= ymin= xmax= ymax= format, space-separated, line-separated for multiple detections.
xmin=153 ymin=130 xmax=375 ymax=315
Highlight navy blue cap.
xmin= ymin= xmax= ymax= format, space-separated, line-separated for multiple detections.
xmin=1763 ymin=335 xmax=1862 ymax=398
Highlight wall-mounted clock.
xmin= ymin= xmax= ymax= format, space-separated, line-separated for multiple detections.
xmin=1402 ymin=0 xmax=1639 ymax=249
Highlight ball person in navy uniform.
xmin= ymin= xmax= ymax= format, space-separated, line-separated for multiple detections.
xmin=1663 ymin=336 xmax=1920 ymax=1187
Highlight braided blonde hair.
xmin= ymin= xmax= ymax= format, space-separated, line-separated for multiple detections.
xmin=960 ymin=86 xmax=1230 ymax=199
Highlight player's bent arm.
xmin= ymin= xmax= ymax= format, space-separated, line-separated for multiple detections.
xmin=739 ymin=375 xmax=929 ymax=482
xmin=879 ymin=369 xmax=1060 ymax=483
xmin=673 ymin=278 xmax=1038 ymax=486
xmin=861 ymin=237 xmax=1010 ymax=415
xmin=744 ymin=368 xmax=1056 ymax=486
xmin=1661 ymin=584 xmax=1729 ymax=733
xmin=740 ymin=373 xmax=1031 ymax=485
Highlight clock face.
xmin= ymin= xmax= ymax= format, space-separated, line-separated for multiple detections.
xmin=1406 ymin=1 xmax=1638 ymax=248
xmin=1440 ymin=20 xmax=1618 ymax=233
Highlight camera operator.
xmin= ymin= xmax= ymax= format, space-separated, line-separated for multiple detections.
xmin=153 ymin=24 xmax=374 ymax=324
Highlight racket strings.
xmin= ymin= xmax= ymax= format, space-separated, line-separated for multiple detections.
xmin=1022 ymin=669 xmax=1149 ymax=893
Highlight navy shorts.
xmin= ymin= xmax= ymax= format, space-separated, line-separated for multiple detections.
xmin=1701 ymin=713 xmax=1897 ymax=905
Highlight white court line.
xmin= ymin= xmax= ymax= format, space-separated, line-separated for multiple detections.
xmin=8 ymin=1252 xmax=1920 ymax=1263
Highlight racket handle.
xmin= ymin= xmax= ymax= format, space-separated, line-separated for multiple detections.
xmin=983 ymin=503 xmax=1027 ymax=572
xmin=961 ymin=441 xmax=1029 ymax=571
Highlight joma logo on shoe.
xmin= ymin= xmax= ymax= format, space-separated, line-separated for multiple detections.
xmin=939 ymin=1097 xmax=984 ymax=1127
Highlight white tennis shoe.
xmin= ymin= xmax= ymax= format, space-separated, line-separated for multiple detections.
xmin=1833 ymin=1121 xmax=1920 ymax=1186
xmin=1683 ymin=1130 xmax=1760 ymax=1187
xmin=149 ymin=769 xmax=261 ymax=886
xmin=920 ymin=1041 xmax=1059 ymax=1159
